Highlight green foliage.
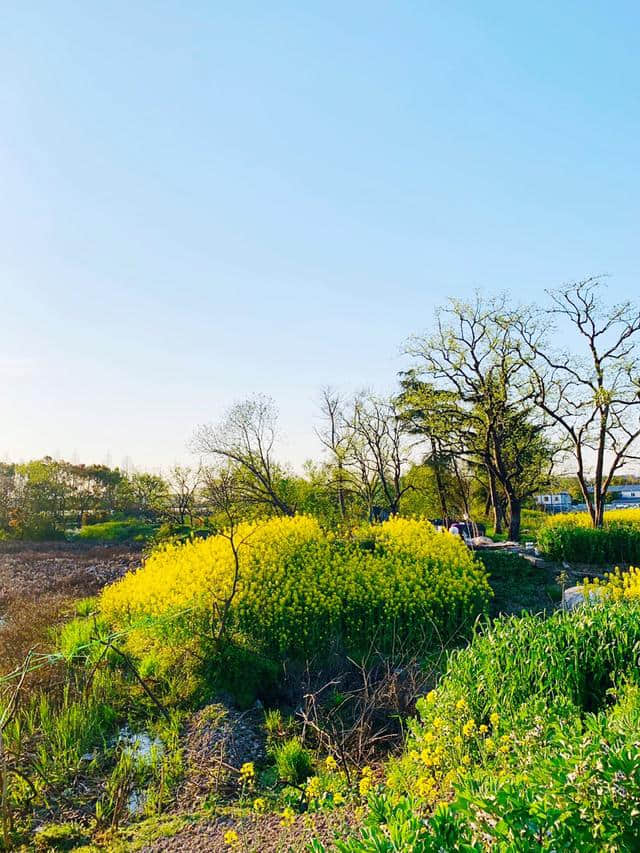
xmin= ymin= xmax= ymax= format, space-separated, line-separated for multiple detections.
xmin=475 ymin=549 xmax=532 ymax=576
xmin=450 ymin=693 xmax=640 ymax=851
xmin=319 ymin=797 xmax=475 ymax=852
xmin=476 ymin=549 xmax=549 ymax=615
xmin=74 ymin=596 xmax=99 ymax=617
xmin=202 ymin=640 xmax=281 ymax=708
xmin=264 ymin=708 xmax=284 ymax=737
xmin=538 ymin=518 xmax=640 ymax=564
xmin=324 ymin=599 xmax=640 ymax=851
xmin=273 ymin=737 xmax=313 ymax=785
xmin=57 ymin=613 xmax=112 ymax=662
xmin=71 ymin=518 xmax=157 ymax=543
xmin=432 ymin=600 xmax=640 ymax=714
xmin=519 ymin=508 xmax=547 ymax=538
xmin=34 ymin=687 xmax=118 ymax=786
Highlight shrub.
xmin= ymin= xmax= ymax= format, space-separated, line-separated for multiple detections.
xmin=99 ymin=516 xmax=491 ymax=663
xmin=538 ymin=508 xmax=640 ymax=564
xmin=274 ymin=737 xmax=313 ymax=785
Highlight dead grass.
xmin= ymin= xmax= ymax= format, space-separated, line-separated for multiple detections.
xmin=0 ymin=542 xmax=140 ymax=680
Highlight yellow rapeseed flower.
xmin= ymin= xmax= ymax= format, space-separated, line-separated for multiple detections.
xmin=306 ymin=776 xmax=322 ymax=799
xmin=359 ymin=776 xmax=372 ymax=796
xmin=240 ymin=761 xmax=255 ymax=778
xmin=281 ymin=806 xmax=296 ymax=827
xmin=462 ymin=719 xmax=476 ymax=738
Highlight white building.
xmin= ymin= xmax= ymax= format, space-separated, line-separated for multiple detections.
xmin=610 ymin=484 xmax=640 ymax=500
xmin=535 ymin=492 xmax=572 ymax=511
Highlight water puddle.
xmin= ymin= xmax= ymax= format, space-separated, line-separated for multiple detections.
xmin=115 ymin=726 xmax=164 ymax=814
xmin=116 ymin=725 xmax=164 ymax=758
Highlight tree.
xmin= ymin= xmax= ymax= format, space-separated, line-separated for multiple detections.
xmin=518 ymin=277 xmax=640 ymax=527
xmin=397 ymin=375 xmax=465 ymax=527
xmin=126 ymin=472 xmax=170 ymax=519
xmin=193 ymin=395 xmax=294 ymax=517
xmin=203 ymin=466 xmax=260 ymax=649
xmin=13 ymin=458 xmax=70 ymax=536
xmin=345 ymin=392 xmax=413 ymax=516
xmin=407 ymin=295 xmax=554 ymax=540
xmin=316 ymin=388 xmax=352 ymax=520
xmin=66 ymin=464 xmax=125 ymax=525
xmin=166 ymin=464 xmax=203 ymax=525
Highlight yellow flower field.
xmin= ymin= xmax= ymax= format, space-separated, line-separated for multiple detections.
xmin=100 ymin=516 xmax=491 ymax=659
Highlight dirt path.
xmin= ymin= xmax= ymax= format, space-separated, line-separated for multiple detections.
xmin=140 ymin=811 xmax=352 ymax=852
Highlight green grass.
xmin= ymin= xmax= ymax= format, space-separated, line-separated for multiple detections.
xmin=484 ymin=508 xmax=547 ymax=542
xmin=475 ymin=550 xmax=552 ymax=616
xmin=69 ymin=519 xmax=158 ymax=543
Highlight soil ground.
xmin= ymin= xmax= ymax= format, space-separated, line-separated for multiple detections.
xmin=0 ymin=541 xmax=141 ymax=676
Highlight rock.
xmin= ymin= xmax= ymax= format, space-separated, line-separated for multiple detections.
xmin=470 ymin=536 xmax=494 ymax=546
xmin=562 ymin=585 xmax=602 ymax=610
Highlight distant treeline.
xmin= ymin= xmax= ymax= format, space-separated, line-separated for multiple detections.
xmin=0 ymin=453 xmax=557 ymax=542
xmin=0 ymin=459 xmax=178 ymax=539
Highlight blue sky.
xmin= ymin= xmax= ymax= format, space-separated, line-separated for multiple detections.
xmin=1 ymin=1 xmax=639 ymax=470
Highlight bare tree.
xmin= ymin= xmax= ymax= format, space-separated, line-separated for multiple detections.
xmin=345 ymin=393 xmax=413 ymax=516
xmin=316 ymin=388 xmax=353 ymax=520
xmin=518 ymin=277 xmax=640 ymax=527
xmin=203 ymin=467 xmax=260 ymax=650
xmin=167 ymin=464 xmax=203 ymax=525
xmin=193 ymin=395 xmax=294 ymax=517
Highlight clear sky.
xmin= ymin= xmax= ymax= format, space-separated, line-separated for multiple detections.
xmin=1 ymin=1 xmax=639 ymax=471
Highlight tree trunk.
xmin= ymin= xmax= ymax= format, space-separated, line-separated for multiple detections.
xmin=593 ymin=494 xmax=605 ymax=528
xmin=336 ymin=462 xmax=347 ymax=520
xmin=507 ymin=495 xmax=521 ymax=541
xmin=577 ymin=472 xmax=602 ymax=529
xmin=487 ymin=468 xmax=503 ymax=534
xmin=452 ymin=458 xmax=471 ymax=520
xmin=430 ymin=440 xmax=450 ymax=526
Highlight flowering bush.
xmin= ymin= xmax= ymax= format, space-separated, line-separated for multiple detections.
xmin=583 ymin=564 xmax=640 ymax=600
xmin=538 ymin=508 xmax=640 ymax=564
xmin=100 ymin=516 xmax=491 ymax=662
